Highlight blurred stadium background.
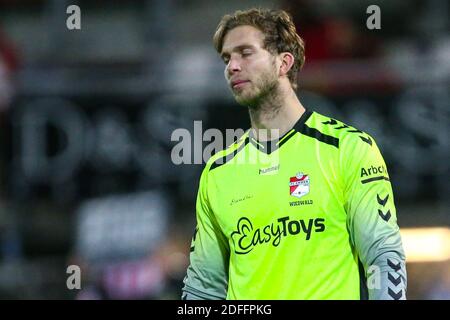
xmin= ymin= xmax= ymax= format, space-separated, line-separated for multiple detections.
xmin=0 ymin=0 xmax=449 ymax=299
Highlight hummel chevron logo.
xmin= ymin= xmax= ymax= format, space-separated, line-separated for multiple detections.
xmin=360 ymin=136 xmax=373 ymax=146
xmin=322 ymin=119 xmax=372 ymax=145
xmin=388 ymin=259 xmax=401 ymax=272
xmin=388 ymin=288 xmax=403 ymax=300
xmin=378 ymin=209 xmax=391 ymax=222
xmin=388 ymin=273 xmax=402 ymax=286
xmin=377 ymin=194 xmax=389 ymax=206
xmin=347 ymin=129 xmax=363 ymax=133
xmin=322 ymin=119 xmax=338 ymax=125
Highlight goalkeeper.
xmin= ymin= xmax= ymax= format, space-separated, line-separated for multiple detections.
xmin=182 ymin=8 xmax=407 ymax=300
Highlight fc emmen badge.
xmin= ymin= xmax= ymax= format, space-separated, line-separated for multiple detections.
xmin=289 ymin=173 xmax=310 ymax=199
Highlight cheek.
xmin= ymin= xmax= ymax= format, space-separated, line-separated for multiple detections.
xmin=254 ymin=64 xmax=277 ymax=82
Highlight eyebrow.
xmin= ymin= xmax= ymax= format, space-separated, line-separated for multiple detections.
xmin=220 ymin=44 xmax=256 ymax=59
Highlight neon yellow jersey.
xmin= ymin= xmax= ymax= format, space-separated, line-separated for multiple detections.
xmin=183 ymin=109 xmax=406 ymax=300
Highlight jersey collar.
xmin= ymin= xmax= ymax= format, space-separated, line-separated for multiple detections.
xmin=248 ymin=108 xmax=313 ymax=154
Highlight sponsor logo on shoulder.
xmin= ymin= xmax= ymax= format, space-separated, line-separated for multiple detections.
xmin=360 ymin=165 xmax=390 ymax=184
xmin=360 ymin=165 xmax=387 ymax=177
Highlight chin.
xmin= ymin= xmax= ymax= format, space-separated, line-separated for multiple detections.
xmin=235 ymin=94 xmax=259 ymax=108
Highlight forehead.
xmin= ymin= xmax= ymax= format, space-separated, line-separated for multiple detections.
xmin=222 ymin=25 xmax=265 ymax=53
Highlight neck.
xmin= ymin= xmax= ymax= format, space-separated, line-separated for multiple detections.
xmin=249 ymin=85 xmax=305 ymax=141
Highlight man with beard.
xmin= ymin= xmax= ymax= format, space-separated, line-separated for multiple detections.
xmin=182 ymin=8 xmax=407 ymax=300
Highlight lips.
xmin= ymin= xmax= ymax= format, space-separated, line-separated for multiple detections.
xmin=231 ymin=80 xmax=250 ymax=88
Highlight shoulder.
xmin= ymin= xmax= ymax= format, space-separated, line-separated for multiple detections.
xmin=306 ymin=110 xmax=376 ymax=150
xmin=307 ymin=111 xmax=389 ymax=185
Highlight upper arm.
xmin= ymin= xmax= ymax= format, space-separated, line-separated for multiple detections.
xmin=182 ymin=166 xmax=229 ymax=299
xmin=340 ymin=134 xmax=405 ymax=268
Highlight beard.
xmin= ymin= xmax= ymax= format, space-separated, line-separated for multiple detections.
xmin=232 ymin=67 xmax=279 ymax=109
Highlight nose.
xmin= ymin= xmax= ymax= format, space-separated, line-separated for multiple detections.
xmin=226 ymin=57 xmax=241 ymax=77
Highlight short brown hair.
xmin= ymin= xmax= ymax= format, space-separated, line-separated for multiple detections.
xmin=213 ymin=8 xmax=305 ymax=90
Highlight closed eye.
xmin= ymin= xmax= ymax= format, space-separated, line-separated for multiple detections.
xmin=221 ymin=49 xmax=253 ymax=64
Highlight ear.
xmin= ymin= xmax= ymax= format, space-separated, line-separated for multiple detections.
xmin=278 ymin=52 xmax=295 ymax=77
